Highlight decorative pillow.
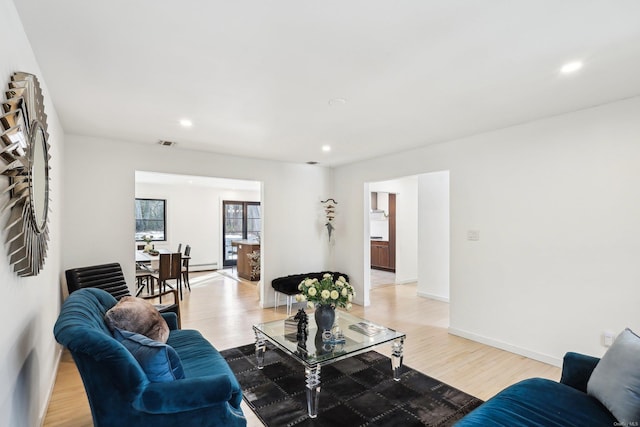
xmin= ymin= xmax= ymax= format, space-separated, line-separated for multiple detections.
xmin=587 ymin=328 xmax=640 ymax=424
xmin=105 ymin=296 xmax=169 ymax=342
xmin=113 ymin=328 xmax=185 ymax=382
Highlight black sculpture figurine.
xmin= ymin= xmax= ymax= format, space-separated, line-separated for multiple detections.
xmin=294 ymin=308 xmax=308 ymax=342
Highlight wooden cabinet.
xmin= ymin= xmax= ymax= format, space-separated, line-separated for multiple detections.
xmin=233 ymin=241 xmax=260 ymax=281
xmin=370 ymin=193 xmax=396 ymax=272
xmin=371 ymin=240 xmax=392 ymax=270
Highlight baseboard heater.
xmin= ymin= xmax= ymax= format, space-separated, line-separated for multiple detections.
xmin=190 ymin=262 xmax=218 ymax=272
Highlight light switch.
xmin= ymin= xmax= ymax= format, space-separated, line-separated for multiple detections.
xmin=467 ymin=230 xmax=480 ymax=241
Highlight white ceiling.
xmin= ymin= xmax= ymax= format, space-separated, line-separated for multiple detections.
xmin=136 ymin=171 xmax=260 ymax=191
xmin=13 ymin=0 xmax=640 ymax=166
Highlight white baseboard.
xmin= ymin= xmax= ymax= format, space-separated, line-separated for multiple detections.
xmin=395 ymin=278 xmax=417 ymax=285
xmin=39 ymin=345 xmax=63 ymax=427
xmin=417 ymin=291 xmax=449 ymax=303
xmin=448 ymin=327 xmax=562 ymax=367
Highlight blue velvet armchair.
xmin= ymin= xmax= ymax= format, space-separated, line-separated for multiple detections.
xmin=54 ymin=288 xmax=246 ymax=427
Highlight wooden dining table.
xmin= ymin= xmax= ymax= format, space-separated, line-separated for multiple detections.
xmin=135 ymin=248 xmax=171 ymax=263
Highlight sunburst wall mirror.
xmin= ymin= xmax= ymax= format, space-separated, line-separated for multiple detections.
xmin=0 ymin=72 xmax=51 ymax=277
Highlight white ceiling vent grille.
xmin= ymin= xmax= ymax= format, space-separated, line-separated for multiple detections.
xmin=158 ymin=140 xmax=176 ymax=147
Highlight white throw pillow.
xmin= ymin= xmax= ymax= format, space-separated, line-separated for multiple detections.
xmin=587 ymin=328 xmax=640 ymax=424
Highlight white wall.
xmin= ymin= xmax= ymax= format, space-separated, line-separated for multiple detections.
xmin=0 ymin=1 xmax=65 ymax=425
xmin=334 ymin=96 xmax=640 ymax=365
xmin=63 ymin=135 xmax=332 ymax=308
xmin=417 ymin=171 xmax=450 ymax=301
xmin=136 ymin=182 xmax=260 ymax=270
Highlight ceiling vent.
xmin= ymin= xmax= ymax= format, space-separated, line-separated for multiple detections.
xmin=158 ymin=140 xmax=176 ymax=147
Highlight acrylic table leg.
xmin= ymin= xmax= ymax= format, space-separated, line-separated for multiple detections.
xmin=305 ymin=364 xmax=321 ymax=418
xmin=254 ymin=331 xmax=266 ymax=369
xmin=391 ymin=337 xmax=405 ymax=381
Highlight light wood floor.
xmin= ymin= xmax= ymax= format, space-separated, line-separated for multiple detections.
xmin=370 ymin=268 xmax=396 ymax=288
xmin=44 ymin=271 xmax=560 ymax=426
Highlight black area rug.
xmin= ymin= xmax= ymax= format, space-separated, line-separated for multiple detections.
xmin=221 ymin=343 xmax=483 ymax=426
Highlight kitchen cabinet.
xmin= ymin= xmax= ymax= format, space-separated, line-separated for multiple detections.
xmin=370 ymin=192 xmax=396 ymax=272
xmin=233 ymin=240 xmax=260 ymax=281
xmin=371 ymin=240 xmax=392 ymax=270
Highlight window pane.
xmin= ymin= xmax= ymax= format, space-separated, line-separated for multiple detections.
xmin=247 ymin=218 xmax=260 ymax=233
xmin=225 ymin=218 xmax=243 ymax=233
xmin=247 ymin=204 xmax=261 ymax=234
xmin=225 ymin=204 xmax=243 ymax=219
xmin=135 ymin=199 xmax=166 ymax=241
xmin=247 ymin=204 xmax=261 ymax=218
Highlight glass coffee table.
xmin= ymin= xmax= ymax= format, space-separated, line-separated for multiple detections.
xmin=253 ymin=310 xmax=406 ymax=418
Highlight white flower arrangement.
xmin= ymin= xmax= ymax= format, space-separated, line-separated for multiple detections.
xmin=296 ymin=273 xmax=355 ymax=310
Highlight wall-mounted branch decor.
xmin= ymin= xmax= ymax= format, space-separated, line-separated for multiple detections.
xmin=321 ymin=199 xmax=337 ymax=241
xmin=0 ymin=72 xmax=51 ymax=276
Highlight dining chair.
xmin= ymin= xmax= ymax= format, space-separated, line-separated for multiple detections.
xmin=135 ymin=263 xmax=154 ymax=295
xmin=182 ymin=245 xmax=191 ymax=293
xmin=177 ymin=243 xmax=182 ymax=253
xmin=151 ymin=253 xmax=184 ymax=300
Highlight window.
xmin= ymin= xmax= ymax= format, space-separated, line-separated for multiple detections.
xmin=135 ymin=198 xmax=166 ymax=241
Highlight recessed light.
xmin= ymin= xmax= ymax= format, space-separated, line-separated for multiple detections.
xmin=179 ymin=119 xmax=193 ymax=127
xmin=560 ymin=61 xmax=583 ymax=74
xmin=328 ymin=98 xmax=347 ymax=106
xmin=322 ymin=145 xmax=331 ymax=152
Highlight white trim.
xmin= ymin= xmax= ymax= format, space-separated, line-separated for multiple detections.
xmin=39 ymin=345 xmax=64 ymax=427
xmin=395 ymin=278 xmax=417 ymax=285
xmin=448 ymin=327 xmax=562 ymax=367
xmin=417 ymin=291 xmax=449 ymax=303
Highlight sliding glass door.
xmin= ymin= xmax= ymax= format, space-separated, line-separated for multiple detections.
xmin=223 ymin=201 xmax=261 ymax=267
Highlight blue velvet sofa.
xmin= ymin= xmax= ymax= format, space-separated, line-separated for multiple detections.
xmin=455 ymin=352 xmax=617 ymax=426
xmin=54 ymin=288 xmax=246 ymax=427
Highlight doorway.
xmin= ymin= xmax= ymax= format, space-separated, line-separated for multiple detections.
xmin=134 ymin=171 xmax=261 ymax=273
xmin=370 ymin=191 xmax=396 ymax=288
xmin=364 ymin=171 xmax=450 ymax=304
xmin=222 ymin=201 xmax=261 ymax=267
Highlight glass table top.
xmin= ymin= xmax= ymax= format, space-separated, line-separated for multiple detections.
xmin=253 ymin=310 xmax=405 ymax=367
